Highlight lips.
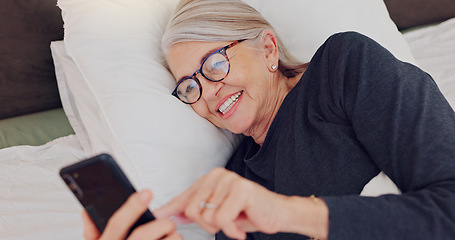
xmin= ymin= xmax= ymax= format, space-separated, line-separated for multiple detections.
xmin=218 ymin=91 xmax=243 ymax=115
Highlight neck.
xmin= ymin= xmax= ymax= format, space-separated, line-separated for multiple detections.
xmin=248 ymin=72 xmax=304 ymax=146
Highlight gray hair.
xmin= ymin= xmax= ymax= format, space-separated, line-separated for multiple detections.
xmin=161 ymin=0 xmax=308 ymax=78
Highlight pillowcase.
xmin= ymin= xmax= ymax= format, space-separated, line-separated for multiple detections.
xmin=51 ymin=38 xmax=218 ymax=239
xmin=57 ymin=1 xmax=237 ymax=238
xmin=55 ymin=0 xmax=414 ymax=237
xmin=244 ymin=0 xmax=416 ymax=64
xmin=57 ymin=0 xmax=239 ymax=198
xmin=51 ymin=41 xmax=92 ymax=154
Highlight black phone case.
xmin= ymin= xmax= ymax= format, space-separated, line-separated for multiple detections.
xmin=60 ymin=153 xmax=155 ymax=236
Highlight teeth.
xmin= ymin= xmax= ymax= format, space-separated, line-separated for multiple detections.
xmin=219 ymin=91 xmax=242 ymax=115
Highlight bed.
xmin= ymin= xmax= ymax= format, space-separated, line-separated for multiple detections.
xmin=1 ymin=0 xmax=454 ymax=239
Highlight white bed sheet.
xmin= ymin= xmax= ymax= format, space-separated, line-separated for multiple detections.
xmin=0 ymin=134 xmax=216 ymax=240
xmin=1 ymin=18 xmax=454 ymax=240
xmin=403 ymin=17 xmax=455 ymax=108
xmin=0 ymin=135 xmax=86 ymax=240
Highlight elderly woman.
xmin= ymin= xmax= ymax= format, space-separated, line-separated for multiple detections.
xmin=82 ymin=0 xmax=455 ymax=239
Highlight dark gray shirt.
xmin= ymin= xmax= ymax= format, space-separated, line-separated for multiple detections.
xmin=217 ymin=32 xmax=455 ymax=240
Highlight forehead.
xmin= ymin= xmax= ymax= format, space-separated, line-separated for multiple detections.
xmin=166 ymin=41 xmax=231 ymax=79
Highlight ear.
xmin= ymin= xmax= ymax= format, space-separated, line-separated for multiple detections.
xmin=260 ymin=30 xmax=279 ymax=67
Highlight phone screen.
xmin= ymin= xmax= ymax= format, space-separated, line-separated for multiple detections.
xmin=60 ymin=154 xmax=155 ymax=234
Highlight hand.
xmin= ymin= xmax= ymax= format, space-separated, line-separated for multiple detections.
xmin=82 ymin=189 xmax=182 ymax=240
xmin=153 ymin=168 xmax=293 ymax=240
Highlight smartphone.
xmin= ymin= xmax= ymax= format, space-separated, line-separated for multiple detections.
xmin=60 ymin=153 xmax=155 ymax=236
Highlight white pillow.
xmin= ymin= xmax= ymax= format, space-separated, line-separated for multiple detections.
xmin=58 ymin=0 xmax=238 ymax=198
xmin=57 ymin=0 xmax=238 ymax=239
xmin=51 ymin=41 xmax=92 ymax=154
xmin=51 ymin=40 xmax=218 ymax=240
xmin=244 ymin=0 xmax=416 ymax=64
xmin=55 ymin=0 xmax=413 ymax=235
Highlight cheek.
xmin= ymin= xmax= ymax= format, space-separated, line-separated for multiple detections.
xmin=233 ymin=54 xmax=267 ymax=88
xmin=191 ymin=102 xmax=224 ymax=127
xmin=191 ymin=102 xmax=212 ymax=119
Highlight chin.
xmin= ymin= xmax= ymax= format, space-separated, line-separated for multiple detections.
xmin=227 ymin=128 xmax=244 ymax=135
xmin=224 ymin=122 xmax=250 ymax=135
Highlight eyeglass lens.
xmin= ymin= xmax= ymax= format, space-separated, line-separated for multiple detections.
xmin=175 ymin=78 xmax=201 ymax=104
xmin=201 ymin=52 xmax=230 ymax=81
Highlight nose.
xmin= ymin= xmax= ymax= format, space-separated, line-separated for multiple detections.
xmin=198 ymin=74 xmax=223 ymax=101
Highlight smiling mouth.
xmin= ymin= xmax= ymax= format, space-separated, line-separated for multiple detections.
xmin=218 ymin=91 xmax=243 ymax=115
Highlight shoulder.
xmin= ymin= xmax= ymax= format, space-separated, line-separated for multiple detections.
xmin=300 ymin=31 xmax=431 ymax=123
xmin=316 ymin=31 xmax=394 ymax=65
xmin=323 ymin=31 xmax=382 ymax=51
xmin=307 ymin=31 xmax=409 ymax=87
xmin=303 ymin=32 xmax=395 ymax=89
xmin=327 ymin=31 xmax=375 ymax=43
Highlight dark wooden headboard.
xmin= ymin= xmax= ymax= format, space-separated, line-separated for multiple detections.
xmin=384 ymin=0 xmax=455 ymax=30
xmin=1 ymin=0 xmax=454 ymax=120
xmin=0 ymin=0 xmax=64 ymax=119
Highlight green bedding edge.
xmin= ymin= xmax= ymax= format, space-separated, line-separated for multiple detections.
xmin=0 ymin=108 xmax=74 ymax=149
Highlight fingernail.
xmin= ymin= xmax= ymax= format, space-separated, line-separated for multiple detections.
xmin=138 ymin=190 xmax=152 ymax=204
xmin=173 ymin=215 xmax=193 ymax=224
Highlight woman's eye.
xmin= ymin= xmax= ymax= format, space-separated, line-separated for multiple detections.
xmin=177 ymin=80 xmax=198 ymax=97
xmin=204 ymin=53 xmax=228 ymax=73
xmin=208 ymin=60 xmax=228 ymax=72
xmin=186 ymin=82 xmax=197 ymax=93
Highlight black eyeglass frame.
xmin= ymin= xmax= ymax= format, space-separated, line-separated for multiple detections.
xmin=171 ymin=39 xmax=245 ymax=104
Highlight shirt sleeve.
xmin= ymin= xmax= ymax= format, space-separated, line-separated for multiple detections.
xmin=320 ymin=32 xmax=455 ymax=239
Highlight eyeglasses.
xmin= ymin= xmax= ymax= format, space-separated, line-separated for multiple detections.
xmin=171 ymin=40 xmax=245 ymax=104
